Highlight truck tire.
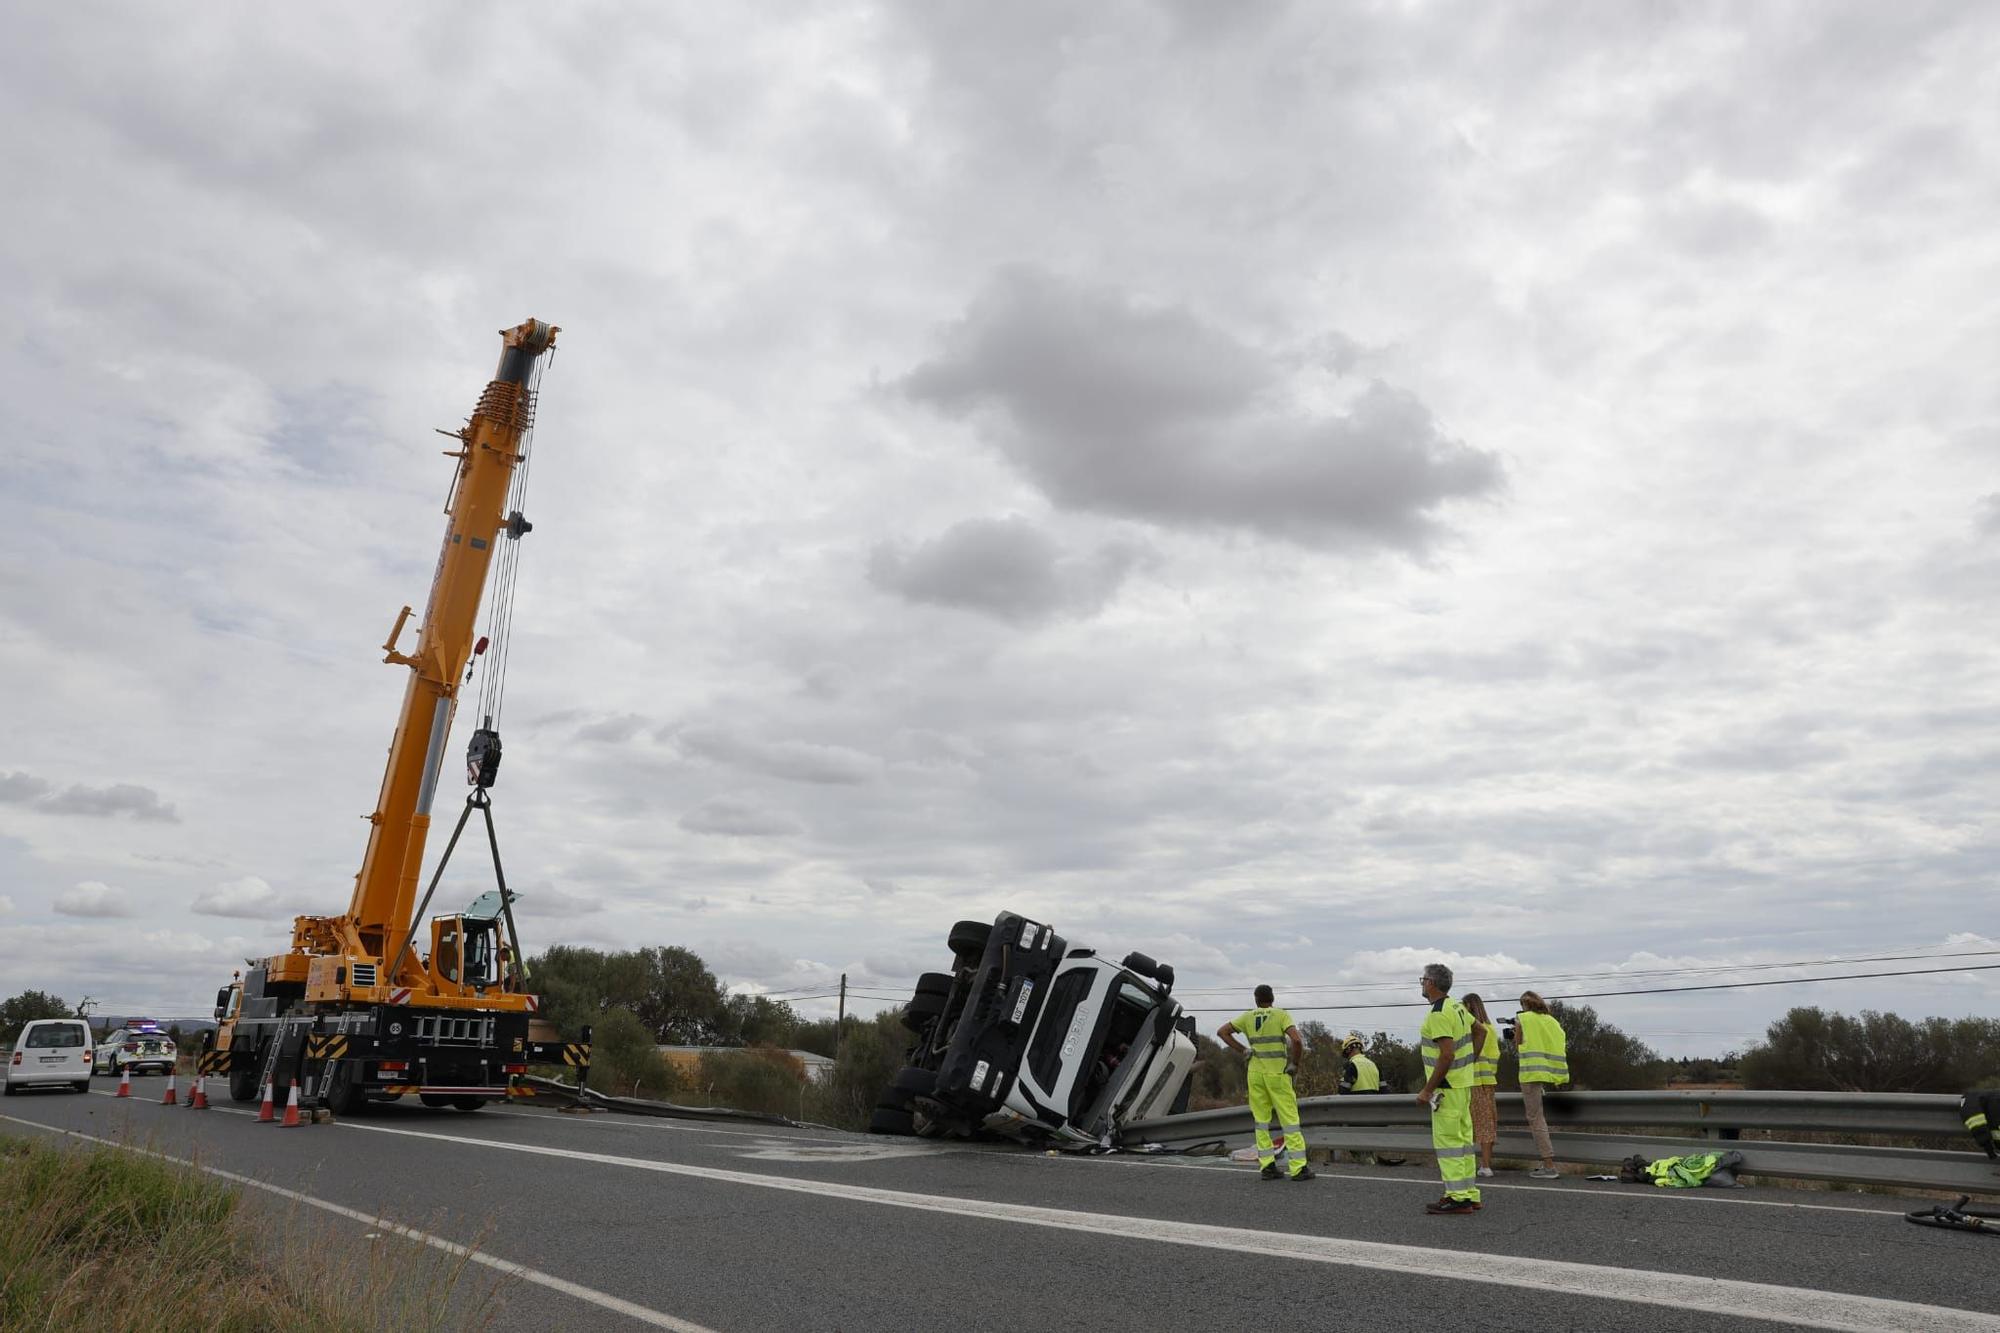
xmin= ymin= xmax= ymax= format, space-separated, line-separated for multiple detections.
xmin=890 ymin=1065 xmax=938 ymax=1097
xmin=869 ymin=1103 xmax=915 ymax=1136
xmin=420 ymin=1094 xmax=453 ymax=1109
xmin=901 ymin=992 xmax=946 ymax=1033
xmin=452 ymin=1098 xmax=486 ymax=1112
xmin=947 ymin=920 xmax=991 ymax=960
xmin=323 ymin=1059 xmax=365 ymax=1117
xmin=1121 ymin=951 xmax=1162 ymax=980
xmin=915 ymin=972 xmax=952 ymax=998
xmin=229 ymin=1053 xmax=261 ymax=1104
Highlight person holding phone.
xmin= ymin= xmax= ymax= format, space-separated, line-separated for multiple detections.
xmin=1416 ymin=963 xmax=1480 ymax=1214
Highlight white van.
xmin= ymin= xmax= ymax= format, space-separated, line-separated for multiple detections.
xmin=3 ymin=1018 xmax=94 ymax=1095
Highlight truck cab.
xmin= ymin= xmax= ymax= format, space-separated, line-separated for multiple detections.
xmin=876 ymin=911 xmax=1196 ymax=1146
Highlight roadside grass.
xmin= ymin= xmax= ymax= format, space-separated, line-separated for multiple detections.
xmin=0 ymin=1132 xmax=504 ymax=1331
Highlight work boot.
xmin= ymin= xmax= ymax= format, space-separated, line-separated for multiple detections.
xmin=1291 ymin=1166 xmax=1316 ymax=1181
xmin=1259 ymin=1163 xmax=1282 ymax=1181
xmin=1425 ymin=1197 xmax=1479 ymax=1215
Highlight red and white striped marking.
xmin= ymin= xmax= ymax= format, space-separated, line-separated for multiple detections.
xmin=524 ymin=994 xmax=540 ymax=1013
xmin=388 ymin=987 xmax=412 ymax=1005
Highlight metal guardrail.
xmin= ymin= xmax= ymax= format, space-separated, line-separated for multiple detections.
xmin=1121 ymin=1090 xmax=2000 ymax=1195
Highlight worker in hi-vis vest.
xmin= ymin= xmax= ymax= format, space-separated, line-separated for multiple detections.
xmin=1415 ymin=962 xmax=1481 ymax=1214
xmin=1218 ymin=986 xmax=1315 ymax=1181
xmin=1513 ymin=989 xmax=1569 ymax=1178
xmin=1339 ymin=1031 xmax=1380 ymax=1093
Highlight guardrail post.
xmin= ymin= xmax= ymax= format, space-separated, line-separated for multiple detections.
xmin=577 ymin=1024 xmax=592 ymax=1093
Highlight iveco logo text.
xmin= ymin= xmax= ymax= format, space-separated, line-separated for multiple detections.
xmin=1019 ymin=921 xmax=1041 ymax=949
xmin=1059 ymin=1008 xmax=1091 ymax=1060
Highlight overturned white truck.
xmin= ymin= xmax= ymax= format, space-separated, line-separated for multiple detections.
xmin=871 ymin=911 xmax=1198 ymax=1145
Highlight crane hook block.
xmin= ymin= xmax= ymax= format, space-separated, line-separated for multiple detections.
xmin=467 ymin=728 xmax=503 ymax=789
xmin=506 ymin=511 xmax=533 ymax=540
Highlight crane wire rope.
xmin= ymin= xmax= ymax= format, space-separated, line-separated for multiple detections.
xmin=475 ymin=348 xmax=552 ymax=732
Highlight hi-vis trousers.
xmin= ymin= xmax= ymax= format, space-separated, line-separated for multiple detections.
xmin=1248 ymin=1064 xmax=1307 ymax=1177
xmin=1432 ymin=1085 xmax=1481 ymax=1202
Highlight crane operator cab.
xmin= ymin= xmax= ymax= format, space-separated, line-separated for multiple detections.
xmin=427 ymin=914 xmax=504 ymax=995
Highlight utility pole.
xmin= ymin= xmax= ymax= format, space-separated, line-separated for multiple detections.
xmin=836 ymin=973 xmax=847 ymax=1064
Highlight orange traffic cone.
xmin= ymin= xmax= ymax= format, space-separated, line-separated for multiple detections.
xmin=257 ymin=1079 xmax=275 ymax=1122
xmin=161 ymin=1072 xmax=178 ymax=1106
xmin=189 ymin=1073 xmax=209 ymax=1110
xmin=278 ymin=1079 xmax=302 ymax=1128
xmin=115 ymin=1068 xmax=131 ymax=1098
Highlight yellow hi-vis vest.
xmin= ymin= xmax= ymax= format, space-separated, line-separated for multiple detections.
xmin=1419 ymin=998 xmax=1474 ymax=1090
xmin=1234 ymin=1007 xmax=1295 ymax=1065
xmin=1516 ymin=1010 xmax=1569 ymax=1085
xmin=1347 ymin=1053 xmax=1380 ymax=1092
xmin=1471 ymin=1021 xmax=1499 ymax=1087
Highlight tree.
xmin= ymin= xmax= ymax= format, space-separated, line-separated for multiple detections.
xmin=588 ymin=1007 xmax=681 ymax=1099
xmin=528 ymin=944 xmax=736 ymax=1045
xmin=1739 ymin=1007 xmax=2000 ymax=1093
xmin=1511 ymin=1003 xmax=1662 ymax=1090
xmin=804 ymin=1011 xmax=909 ymax=1130
xmin=0 ymin=991 xmax=72 ymax=1044
xmin=721 ymin=993 xmax=800 ymax=1049
xmin=1361 ymin=1030 xmax=1422 ymax=1093
xmin=1186 ymin=1032 xmax=1247 ymax=1107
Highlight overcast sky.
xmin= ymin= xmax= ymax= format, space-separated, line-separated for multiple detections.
xmin=2 ymin=3 xmax=1995 ymax=1056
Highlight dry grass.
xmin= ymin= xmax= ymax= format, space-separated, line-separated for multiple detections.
xmin=0 ymin=1133 xmax=504 ymax=1332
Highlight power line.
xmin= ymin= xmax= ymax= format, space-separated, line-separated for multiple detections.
xmin=1164 ymin=947 xmax=2000 ymax=997
xmin=1177 ymin=961 xmax=2000 ymax=1015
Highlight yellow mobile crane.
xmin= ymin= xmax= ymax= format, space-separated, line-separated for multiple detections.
xmin=212 ymin=319 xmax=586 ymax=1114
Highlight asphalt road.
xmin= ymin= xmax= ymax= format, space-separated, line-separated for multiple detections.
xmin=6 ymin=1076 xmax=2000 ymax=1332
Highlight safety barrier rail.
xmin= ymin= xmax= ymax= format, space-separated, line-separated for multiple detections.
xmin=1120 ymin=1090 xmax=1998 ymax=1195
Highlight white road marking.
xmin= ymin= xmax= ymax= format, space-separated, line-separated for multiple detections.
xmin=729 ymin=1140 xmax=946 ymax=1163
xmin=322 ymin=1118 xmax=2000 ymax=1332
xmin=0 ymin=1112 xmax=715 ymax=1333
xmin=488 ymin=1105 xmax=870 ymax=1145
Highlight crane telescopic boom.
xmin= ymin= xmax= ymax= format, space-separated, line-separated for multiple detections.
xmin=212 ymin=318 xmax=584 ymax=1122
xmin=270 ymin=317 xmax=558 ymax=1008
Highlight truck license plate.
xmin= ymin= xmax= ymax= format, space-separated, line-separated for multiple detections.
xmin=1010 ymin=978 xmax=1035 ymax=1024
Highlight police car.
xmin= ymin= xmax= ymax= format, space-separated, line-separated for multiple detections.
xmin=92 ymin=1021 xmax=177 ymax=1076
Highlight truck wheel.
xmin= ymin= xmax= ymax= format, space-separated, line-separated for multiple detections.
xmin=323 ymin=1060 xmax=365 ymax=1117
xmin=452 ymin=1098 xmax=486 ymax=1112
xmin=891 ymin=1065 xmax=938 ymax=1097
xmin=901 ymin=992 xmax=946 ymax=1033
xmin=229 ymin=1057 xmax=260 ymax=1104
xmin=420 ymin=1094 xmax=453 ymax=1109
xmin=915 ymin=972 xmax=952 ymax=998
xmin=947 ymin=920 xmax=992 ymax=960
xmin=869 ymin=1103 xmax=915 ymax=1136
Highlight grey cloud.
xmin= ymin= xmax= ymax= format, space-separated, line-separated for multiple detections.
xmin=1977 ymin=495 xmax=2000 ymax=536
xmin=674 ymin=724 xmax=880 ymax=786
xmin=54 ymin=881 xmax=137 ymax=918
xmin=577 ymin=713 xmax=652 ymax=743
xmin=901 ymin=268 xmax=1503 ymax=552
xmin=1658 ymin=198 xmax=1775 ymax=256
xmin=0 ymin=771 xmax=178 ymax=822
xmin=868 ymin=515 xmax=1151 ymax=624
xmin=513 ymin=883 xmax=604 ymax=917
xmin=190 ymin=876 xmax=292 ymax=919
xmin=678 ymin=798 xmax=803 ymax=838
